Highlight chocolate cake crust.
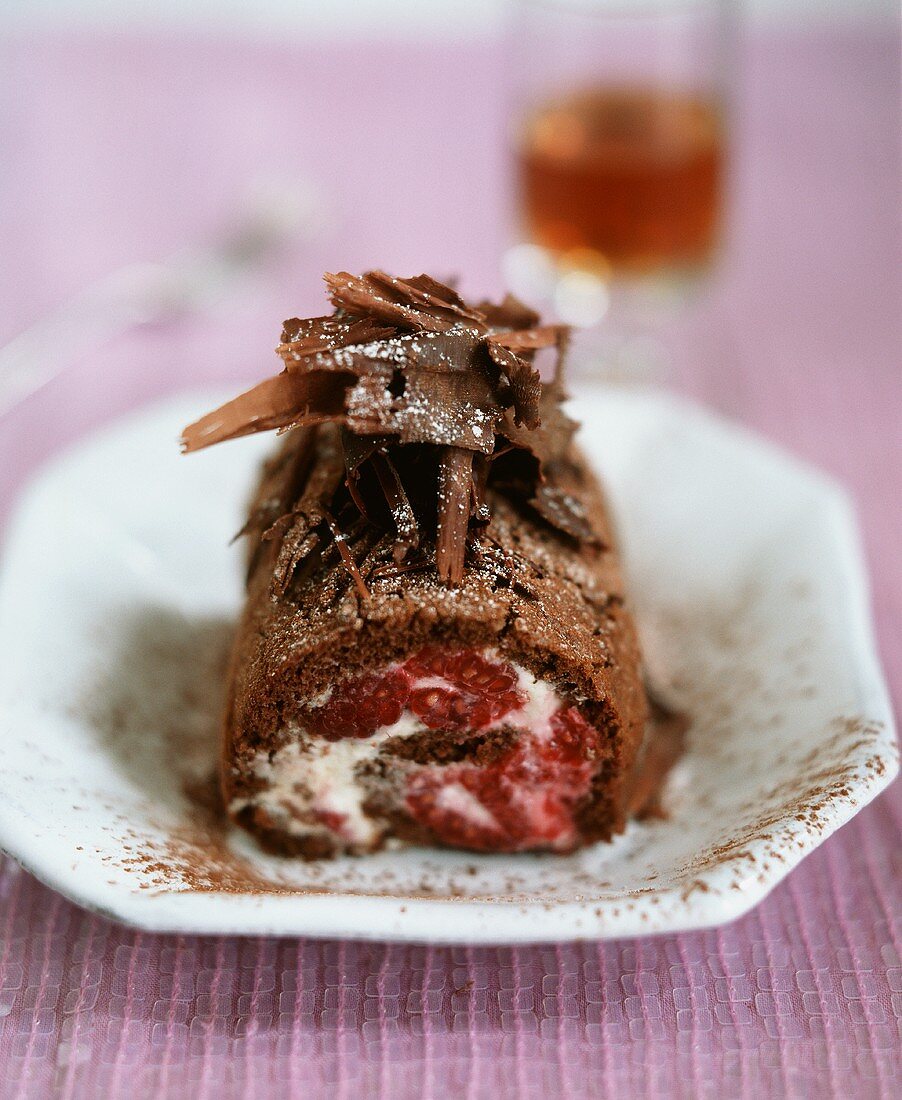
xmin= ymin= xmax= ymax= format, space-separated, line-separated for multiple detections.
xmin=223 ymin=425 xmax=646 ymax=854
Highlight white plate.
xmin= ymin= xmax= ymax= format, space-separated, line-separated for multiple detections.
xmin=0 ymin=388 xmax=895 ymax=942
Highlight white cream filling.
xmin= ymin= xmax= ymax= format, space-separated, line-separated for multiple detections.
xmin=511 ymin=664 xmax=560 ymax=744
xmin=240 ymin=737 xmax=387 ymax=845
xmin=231 ymin=652 xmax=564 ymax=847
xmin=433 ymin=782 xmax=501 ymax=833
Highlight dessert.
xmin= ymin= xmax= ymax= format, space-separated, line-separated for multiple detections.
xmin=182 ymin=271 xmax=653 ymax=857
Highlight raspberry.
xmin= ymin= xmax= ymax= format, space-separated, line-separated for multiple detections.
xmin=312 ymin=809 xmax=347 ymax=834
xmin=405 ymin=774 xmax=507 ymax=850
xmin=405 ymin=702 xmax=602 ymax=852
xmin=544 ymin=706 xmax=602 ymax=767
xmin=404 ymin=648 xmax=524 ymax=731
xmin=304 ymin=667 xmax=410 ymax=740
xmin=406 ymin=686 xmax=473 ymax=729
xmin=301 ymin=647 xmax=527 ymax=742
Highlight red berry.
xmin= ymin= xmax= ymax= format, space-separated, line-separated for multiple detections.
xmin=312 ymin=809 xmax=347 ymax=834
xmin=405 ymin=702 xmax=602 ymax=852
xmin=404 ymin=648 xmax=524 ymax=731
xmin=544 ymin=706 xmax=602 ymax=767
xmin=405 ymin=773 xmax=507 ymax=851
xmin=304 ymin=667 xmax=410 ymax=740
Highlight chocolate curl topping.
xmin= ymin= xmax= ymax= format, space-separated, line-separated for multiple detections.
xmin=324 ymin=270 xmax=484 ymax=333
xmin=435 ymin=447 xmax=473 ymax=586
xmin=181 ymin=269 xmax=592 ymax=591
xmin=371 ymin=451 xmax=420 ymax=561
xmin=182 ymin=370 xmax=355 ymax=451
xmin=322 ymin=508 xmax=371 ymax=601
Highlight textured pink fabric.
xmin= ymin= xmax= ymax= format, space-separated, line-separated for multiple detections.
xmin=0 ymin=27 xmax=899 ymax=1099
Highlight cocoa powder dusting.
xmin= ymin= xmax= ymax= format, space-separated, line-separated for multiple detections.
xmin=78 ymin=609 xmax=312 ymax=894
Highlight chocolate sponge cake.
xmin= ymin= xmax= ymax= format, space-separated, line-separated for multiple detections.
xmin=182 ymin=271 xmax=650 ymax=857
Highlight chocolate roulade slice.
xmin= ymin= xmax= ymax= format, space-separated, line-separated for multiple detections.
xmin=183 ymin=271 xmax=649 ymax=857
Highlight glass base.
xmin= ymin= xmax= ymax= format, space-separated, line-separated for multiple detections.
xmin=502 ymin=242 xmax=714 ymax=384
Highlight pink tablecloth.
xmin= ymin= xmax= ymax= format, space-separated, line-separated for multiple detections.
xmin=0 ymin=27 xmax=899 ymax=1099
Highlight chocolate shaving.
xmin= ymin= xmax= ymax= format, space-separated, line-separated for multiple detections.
xmin=278 ymin=316 xmax=396 ymax=362
xmin=269 ymin=433 xmax=347 ymax=597
xmin=435 ymin=447 xmax=473 ymax=586
xmin=531 ymin=484 xmax=601 ymax=546
xmin=321 ymin=509 xmax=370 ymax=601
xmin=485 ymin=341 xmax=541 ymax=430
xmin=182 ymin=269 xmax=599 ymax=591
xmin=499 ymin=388 xmax=579 ymax=468
xmin=372 ymin=451 xmax=419 ymax=558
xmin=476 ymin=294 xmax=540 ymax=331
xmin=181 ymin=371 xmax=353 ymax=452
xmin=340 ymin=430 xmax=381 ymax=521
xmin=367 ymin=553 xmax=432 ymax=583
xmin=324 ymin=270 xmax=483 ymax=333
xmin=488 ymin=325 xmax=566 ymax=353
xmin=272 ymin=525 xmax=323 ymax=598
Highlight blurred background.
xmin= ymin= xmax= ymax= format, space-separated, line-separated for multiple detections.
xmin=1 ymin=1 xmax=897 ymax=373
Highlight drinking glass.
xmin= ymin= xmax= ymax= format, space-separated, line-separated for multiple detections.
xmin=505 ymin=0 xmax=733 ymax=378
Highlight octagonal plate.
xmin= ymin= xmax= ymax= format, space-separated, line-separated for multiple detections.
xmin=0 ymin=387 xmax=895 ymax=941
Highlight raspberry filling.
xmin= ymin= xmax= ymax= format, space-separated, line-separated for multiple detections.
xmin=294 ymin=647 xmax=603 ymax=852
xmin=405 ymin=705 xmax=601 ymax=852
xmin=302 ymin=648 xmax=524 ymax=740
xmin=304 ymin=668 xmax=410 ymax=740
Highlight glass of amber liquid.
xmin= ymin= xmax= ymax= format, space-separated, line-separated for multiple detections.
xmin=506 ymin=0 xmax=730 ymax=376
